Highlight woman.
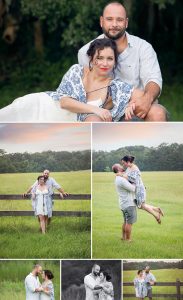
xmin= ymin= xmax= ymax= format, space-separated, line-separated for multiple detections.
xmin=119 ymin=155 xmax=164 ymax=224
xmin=96 ymin=271 xmax=114 ymax=300
xmin=134 ymin=270 xmax=147 ymax=300
xmin=32 ymin=175 xmax=52 ymax=234
xmin=40 ymin=270 xmax=55 ymax=300
xmin=0 ymin=38 xmax=142 ymax=122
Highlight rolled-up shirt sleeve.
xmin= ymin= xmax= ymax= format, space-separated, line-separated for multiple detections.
xmin=50 ymin=178 xmax=61 ymax=189
xmin=25 ymin=277 xmax=36 ymax=293
xmin=84 ymin=275 xmax=96 ymax=290
xmin=139 ymin=42 xmax=162 ymax=91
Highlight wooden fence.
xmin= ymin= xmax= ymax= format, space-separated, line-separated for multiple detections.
xmin=123 ymin=279 xmax=183 ymax=299
xmin=0 ymin=194 xmax=91 ymax=217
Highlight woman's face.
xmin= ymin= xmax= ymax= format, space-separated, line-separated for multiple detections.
xmin=121 ymin=160 xmax=129 ymax=168
xmin=39 ymin=177 xmax=45 ymax=185
xmin=100 ymin=272 xmax=105 ymax=281
xmin=139 ymin=271 xmax=143 ymax=277
xmin=92 ymin=47 xmax=115 ymax=76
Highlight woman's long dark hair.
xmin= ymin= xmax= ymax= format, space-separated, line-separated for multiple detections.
xmin=121 ymin=155 xmax=135 ymax=163
xmin=87 ymin=38 xmax=118 ymax=70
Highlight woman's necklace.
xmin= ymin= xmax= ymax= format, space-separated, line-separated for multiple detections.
xmin=86 ymin=84 xmax=113 ymax=94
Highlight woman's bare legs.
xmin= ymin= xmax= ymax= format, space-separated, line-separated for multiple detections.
xmin=141 ymin=203 xmax=163 ymax=224
xmin=39 ymin=215 xmax=46 ymax=234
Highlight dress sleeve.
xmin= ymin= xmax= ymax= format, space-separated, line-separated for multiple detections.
xmin=110 ymin=79 xmax=134 ymax=121
xmin=47 ymin=282 xmax=54 ymax=299
xmin=46 ymin=64 xmax=84 ymax=101
xmin=127 ymin=170 xmax=140 ymax=184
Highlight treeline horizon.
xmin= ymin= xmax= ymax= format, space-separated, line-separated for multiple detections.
xmin=0 ymin=149 xmax=90 ymax=173
xmin=93 ymin=143 xmax=183 ymax=172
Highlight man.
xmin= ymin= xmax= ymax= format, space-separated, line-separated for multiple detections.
xmin=84 ymin=263 xmax=102 ymax=300
xmin=25 ymin=264 xmax=43 ymax=300
xmin=24 ymin=169 xmax=68 ymax=198
xmin=78 ymin=1 xmax=167 ymax=121
xmin=112 ymin=163 xmax=137 ymax=241
xmin=144 ymin=266 xmax=156 ymax=300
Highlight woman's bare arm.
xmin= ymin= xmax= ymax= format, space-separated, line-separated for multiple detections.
xmin=60 ymin=97 xmax=112 ymax=121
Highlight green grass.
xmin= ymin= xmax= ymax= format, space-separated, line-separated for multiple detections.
xmin=92 ymin=171 xmax=183 ymax=258
xmin=160 ymin=83 xmax=183 ymax=121
xmin=0 ymin=260 xmax=60 ymax=300
xmin=0 ymin=171 xmax=91 ymax=258
xmin=123 ymin=269 xmax=183 ymax=299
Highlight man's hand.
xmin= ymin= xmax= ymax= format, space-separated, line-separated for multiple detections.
xmin=63 ymin=192 xmax=69 ymax=196
xmin=134 ymin=93 xmax=152 ymax=119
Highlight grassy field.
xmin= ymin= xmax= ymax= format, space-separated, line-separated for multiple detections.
xmin=123 ymin=269 xmax=183 ymax=299
xmin=0 ymin=260 xmax=60 ymax=300
xmin=92 ymin=171 xmax=183 ymax=258
xmin=0 ymin=171 xmax=91 ymax=258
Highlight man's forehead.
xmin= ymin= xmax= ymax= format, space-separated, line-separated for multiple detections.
xmin=103 ymin=3 xmax=126 ymax=17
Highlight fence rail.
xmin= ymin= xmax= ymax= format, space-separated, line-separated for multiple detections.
xmin=123 ymin=279 xmax=183 ymax=299
xmin=0 ymin=193 xmax=91 ymax=217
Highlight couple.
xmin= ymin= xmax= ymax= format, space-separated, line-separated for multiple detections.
xmin=0 ymin=2 xmax=167 ymax=122
xmin=113 ymin=155 xmax=164 ymax=241
xmin=84 ymin=264 xmax=114 ymax=300
xmin=25 ymin=264 xmax=54 ymax=300
xmin=24 ymin=169 xmax=68 ymax=234
xmin=134 ymin=266 xmax=156 ymax=300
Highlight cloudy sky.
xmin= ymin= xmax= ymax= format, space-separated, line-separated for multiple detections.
xmin=93 ymin=123 xmax=183 ymax=151
xmin=0 ymin=123 xmax=91 ymax=153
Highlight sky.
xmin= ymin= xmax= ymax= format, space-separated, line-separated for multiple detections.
xmin=92 ymin=123 xmax=183 ymax=151
xmin=0 ymin=123 xmax=91 ymax=153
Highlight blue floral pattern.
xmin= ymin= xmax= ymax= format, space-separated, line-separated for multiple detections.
xmin=126 ymin=167 xmax=146 ymax=208
xmin=46 ymin=64 xmax=133 ymax=121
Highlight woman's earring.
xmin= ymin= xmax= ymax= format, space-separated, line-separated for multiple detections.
xmin=89 ymin=62 xmax=93 ymax=71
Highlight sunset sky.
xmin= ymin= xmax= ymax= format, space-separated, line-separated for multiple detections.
xmin=93 ymin=123 xmax=183 ymax=151
xmin=0 ymin=123 xmax=91 ymax=153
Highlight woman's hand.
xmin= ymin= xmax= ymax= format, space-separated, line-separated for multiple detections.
xmin=93 ymin=107 xmax=112 ymax=122
xmin=125 ymin=102 xmax=135 ymax=120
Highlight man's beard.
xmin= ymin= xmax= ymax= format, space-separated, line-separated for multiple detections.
xmin=93 ymin=272 xmax=99 ymax=276
xmin=102 ymin=27 xmax=126 ymax=40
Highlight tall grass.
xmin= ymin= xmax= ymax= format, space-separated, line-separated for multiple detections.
xmin=123 ymin=269 xmax=183 ymax=299
xmin=92 ymin=171 xmax=183 ymax=258
xmin=0 ymin=172 xmax=91 ymax=258
xmin=62 ymin=284 xmax=85 ymax=300
xmin=0 ymin=260 xmax=60 ymax=299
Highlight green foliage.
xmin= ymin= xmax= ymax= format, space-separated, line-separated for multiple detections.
xmin=0 ymin=150 xmax=91 ymax=173
xmin=93 ymin=143 xmax=183 ymax=171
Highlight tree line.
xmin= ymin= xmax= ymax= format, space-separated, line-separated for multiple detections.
xmin=93 ymin=143 xmax=183 ymax=172
xmin=0 ymin=149 xmax=90 ymax=173
xmin=123 ymin=260 xmax=183 ymax=270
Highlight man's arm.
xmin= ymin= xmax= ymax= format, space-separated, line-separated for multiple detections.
xmin=50 ymin=178 xmax=69 ymax=197
xmin=23 ymin=181 xmax=38 ymax=197
xmin=134 ymin=42 xmax=162 ymax=118
xmin=25 ymin=277 xmax=37 ymax=293
xmin=118 ymin=177 xmax=136 ymax=192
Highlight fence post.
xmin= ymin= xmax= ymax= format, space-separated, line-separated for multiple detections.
xmin=176 ymin=278 xmax=181 ymax=300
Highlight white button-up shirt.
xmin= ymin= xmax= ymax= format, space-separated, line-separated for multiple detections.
xmin=25 ymin=273 xmax=40 ymax=300
xmin=84 ymin=273 xmax=100 ymax=300
xmin=78 ymin=32 xmax=162 ymax=91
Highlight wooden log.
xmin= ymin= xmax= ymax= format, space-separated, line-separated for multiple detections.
xmin=0 ymin=194 xmax=91 ymax=200
xmin=0 ymin=211 xmax=91 ymax=217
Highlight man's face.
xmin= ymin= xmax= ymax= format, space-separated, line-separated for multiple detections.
xmin=93 ymin=265 xmax=100 ymax=276
xmin=100 ymin=4 xmax=128 ymax=40
xmin=145 ymin=267 xmax=150 ymax=274
xmin=35 ymin=266 xmax=42 ymax=276
xmin=43 ymin=170 xmax=49 ymax=179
